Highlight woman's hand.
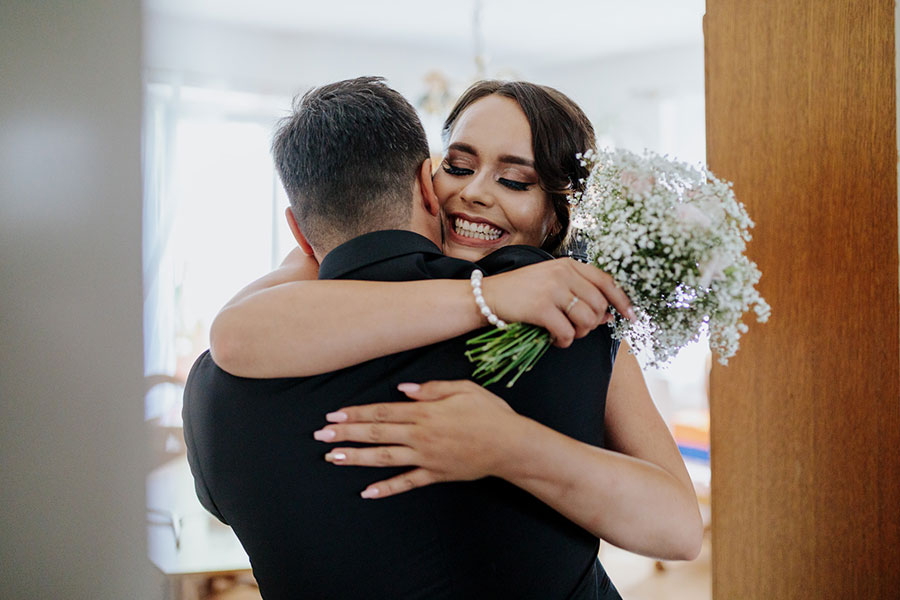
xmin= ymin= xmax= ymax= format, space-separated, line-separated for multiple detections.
xmin=483 ymin=258 xmax=636 ymax=348
xmin=313 ymin=380 xmax=525 ymax=499
xmin=314 ymin=372 xmax=703 ymax=559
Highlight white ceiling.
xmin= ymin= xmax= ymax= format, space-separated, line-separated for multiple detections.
xmin=144 ymin=0 xmax=706 ymax=63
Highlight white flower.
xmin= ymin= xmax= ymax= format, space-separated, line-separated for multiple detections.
xmin=572 ymin=148 xmax=769 ymax=368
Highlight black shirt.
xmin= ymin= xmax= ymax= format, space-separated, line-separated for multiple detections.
xmin=183 ymin=230 xmax=619 ymax=599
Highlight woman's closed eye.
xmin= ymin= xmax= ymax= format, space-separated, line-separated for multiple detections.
xmin=498 ymin=178 xmax=532 ymax=192
xmin=442 ymin=162 xmax=473 ymax=176
xmin=443 ymin=161 xmax=533 ymax=192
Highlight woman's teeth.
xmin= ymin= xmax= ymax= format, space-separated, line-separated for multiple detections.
xmin=454 ymin=217 xmax=503 ymax=241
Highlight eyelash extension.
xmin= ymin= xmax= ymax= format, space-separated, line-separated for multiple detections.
xmin=499 ymin=178 xmax=531 ymax=192
xmin=443 ymin=163 xmax=473 ymax=176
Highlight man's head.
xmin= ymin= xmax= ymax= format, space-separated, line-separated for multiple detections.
xmin=272 ymin=76 xmax=439 ymax=258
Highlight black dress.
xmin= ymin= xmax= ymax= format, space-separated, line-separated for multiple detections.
xmin=184 ymin=231 xmax=622 ymax=599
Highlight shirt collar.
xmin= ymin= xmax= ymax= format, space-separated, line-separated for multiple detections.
xmin=317 ymin=230 xmax=444 ymax=280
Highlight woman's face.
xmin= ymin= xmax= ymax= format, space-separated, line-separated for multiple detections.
xmin=433 ymin=95 xmax=557 ymax=262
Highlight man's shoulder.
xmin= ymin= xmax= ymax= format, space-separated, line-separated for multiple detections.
xmin=184 ymin=349 xmax=221 ymax=390
xmin=182 ymin=351 xmax=290 ymax=410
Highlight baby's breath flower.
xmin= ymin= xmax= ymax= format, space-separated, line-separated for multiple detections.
xmin=466 ymin=147 xmax=770 ymax=384
xmin=575 ymin=148 xmax=769 ymax=368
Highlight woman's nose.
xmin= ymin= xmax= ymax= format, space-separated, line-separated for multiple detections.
xmin=460 ymin=173 xmax=494 ymax=208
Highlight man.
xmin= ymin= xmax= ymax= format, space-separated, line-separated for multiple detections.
xmin=183 ymin=77 xmax=620 ymax=599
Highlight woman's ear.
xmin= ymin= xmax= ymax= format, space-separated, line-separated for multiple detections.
xmin=284 ymin=207 xmax=315 ymax=256
xmin=417 ymin=158 xmax=440 ymax=216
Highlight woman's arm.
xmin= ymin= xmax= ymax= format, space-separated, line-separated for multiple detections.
xmin=596 ymin=343 xmax=703 ymax=555
xmin=220 ymin=248 xmax=320 ymax=310
xmin=211 ymin=258 xmax=634 ymax=378
xmin=497 ymin=344 xmax=703 ymax=559
xmin=212 ymin=278 xmax=484 ymax=377
xmin=314 ymin=344 xmax=703 ymax=561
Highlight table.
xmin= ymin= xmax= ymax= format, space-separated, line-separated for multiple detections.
xmin=147 ymin=454 xmax=254 ymax=599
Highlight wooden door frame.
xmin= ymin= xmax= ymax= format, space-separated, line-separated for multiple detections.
xmin=704 ymin=1 xmax=900 ymax=597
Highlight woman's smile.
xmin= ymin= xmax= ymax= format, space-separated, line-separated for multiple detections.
xmin=447 ymin=212 xmax=508 ymax=245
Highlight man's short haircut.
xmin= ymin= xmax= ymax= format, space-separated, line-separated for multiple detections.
xmin=272 ymin=76 xmax=430 ymax=253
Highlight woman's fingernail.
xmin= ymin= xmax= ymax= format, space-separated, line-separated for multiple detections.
xmin=326 ymin=411 xmax=347 ymax=422
xmin=324 ymin=452 xmax=346 ymax=462
xmin=313 ymin=428 xmax=335 ymax=441
xmin=360 ymin=487 xmax=380 ymax=499
xmin=626 ymin=308 xmax=637 ymax=322
xmin=397 ymin=383 xmax=420 ymax=393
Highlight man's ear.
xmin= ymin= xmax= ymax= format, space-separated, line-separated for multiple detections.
xmin=417 ymin=158 xmax=440 ymax=217
xmin=284 ymin=207 xmax=315 ymax=256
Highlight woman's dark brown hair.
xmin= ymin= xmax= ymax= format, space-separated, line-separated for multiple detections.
xmin=441 ymin=80 xmax=596 ymax=255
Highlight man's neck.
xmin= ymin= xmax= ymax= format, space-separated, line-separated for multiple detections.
xmin=405 ymin=213 xmax=443 ymax=250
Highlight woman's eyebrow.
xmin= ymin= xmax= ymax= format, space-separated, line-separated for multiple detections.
xmin=448 ymin=142 xmax=477 ymax=156
xmin=497 ymin=154 xmax=535 ymax=168
xmin=448 ymin=142 xmax=535 ymax=168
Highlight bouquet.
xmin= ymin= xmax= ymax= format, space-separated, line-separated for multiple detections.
xmin=466 ymin=148 xmax=770 ymax=387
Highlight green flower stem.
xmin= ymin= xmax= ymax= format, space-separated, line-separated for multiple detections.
xmin=465 ymin=322 xmax=554 ymax=388
xmin=466 ymin=325 xmax=539 ymax=369
xmin=472 ymin=326 xmax=541 ymax=362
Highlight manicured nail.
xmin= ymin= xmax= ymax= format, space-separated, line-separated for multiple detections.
xmin=626 ymin=307 xmax=637 ymax=322
xmin=326 ymin=411 xmax=347 ymax=422
xmin=324 ymin=452 xmax=346 ymax=462
xmin=360 ymin=487 xmax=380 ymax=499
xmin=397 ymin=383 xmax=420 ymax=393
xmin=313 ymin=428 xmax=335 ymax=441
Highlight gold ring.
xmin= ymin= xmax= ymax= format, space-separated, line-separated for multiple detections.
xmin=565 ymin=296 xmax=579 ymax=314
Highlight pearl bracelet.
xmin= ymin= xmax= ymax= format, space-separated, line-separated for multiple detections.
xmin=470 ymin=269 xmax=507 ymax=329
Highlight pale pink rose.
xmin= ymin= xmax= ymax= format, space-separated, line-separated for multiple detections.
xmin=675 ymin=203 xmax=712 ymax=228
xmin=619 ymin=169 xmax=654 ymax=195
xmin=699 ymin=253 xmax=730 ymax=288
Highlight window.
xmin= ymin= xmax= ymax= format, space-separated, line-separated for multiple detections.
xmin=143 ymin=84 xmax=294 ymax=425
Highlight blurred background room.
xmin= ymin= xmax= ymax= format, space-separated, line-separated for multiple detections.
xmin=140 ymin=1 xmax=711 ymax=598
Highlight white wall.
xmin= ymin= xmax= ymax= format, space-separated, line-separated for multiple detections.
xmin=144 ymin=12 xmax=705 ymax=158
xmin=144 ymin=12 xmax=475 ymax=101
xmin=532 ymin=45 xmax=706 ymax=161
xmin=0 ymin=2 xmax=159 ymax=597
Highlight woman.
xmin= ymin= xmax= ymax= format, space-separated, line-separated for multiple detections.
xmin=212 ymin=81 xmax=703 ymax=581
